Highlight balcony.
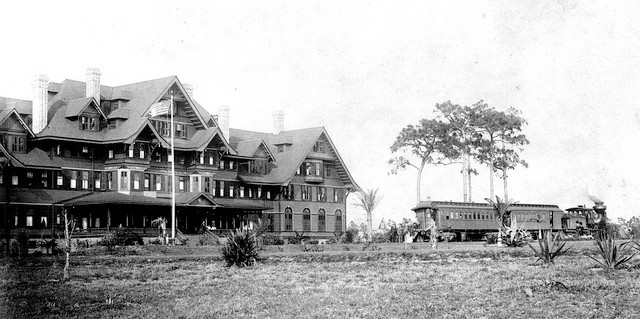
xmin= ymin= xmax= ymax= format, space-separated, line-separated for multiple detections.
xmin=304 ymin=175 xmax=324 ymax=183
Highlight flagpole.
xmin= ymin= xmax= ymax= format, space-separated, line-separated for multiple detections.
xmin=170 ymin=91 xmax=176 ymax=243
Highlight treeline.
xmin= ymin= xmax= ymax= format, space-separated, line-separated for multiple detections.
xmin=390 ymin=100 xmax=528 ymax=202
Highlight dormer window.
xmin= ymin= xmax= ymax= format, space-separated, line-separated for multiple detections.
xmin=80 ymin=116 xmax=98 ymax=131
xmin=176 ymin=123 xmax=186 ymax=139
xmin=313 ymin=141 xmax=325 ymax=153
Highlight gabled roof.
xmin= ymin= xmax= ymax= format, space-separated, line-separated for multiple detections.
xmin=234 ymin=139 xmax=275 ymax=161
xmin=0 ymin=107 xmax=35 ymax=137
xmin=64 ymin=97 xmax=106 ymax=119
xmin=229 ymin=127 xmax=359 ymax=190
xmin=0 ymin=143 xmax=25 ymax=168
xmin=0 ymin=96 xmax=32 ymax=115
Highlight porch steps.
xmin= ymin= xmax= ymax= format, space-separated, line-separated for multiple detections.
xmin=175 ymin=229 xmax=189 ymax=245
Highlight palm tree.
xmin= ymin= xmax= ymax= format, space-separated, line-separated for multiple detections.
xmin=353 ymin=188 xmax=383 ymax=241
xmin=485 ymin=196 xmax=513 ymax=246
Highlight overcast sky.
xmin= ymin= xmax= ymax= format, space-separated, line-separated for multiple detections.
xmin=1 ymin=1 xmax=639 ymax=224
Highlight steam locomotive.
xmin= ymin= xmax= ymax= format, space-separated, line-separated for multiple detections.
xmin=411 ymin=201 xmax=601 ymax=241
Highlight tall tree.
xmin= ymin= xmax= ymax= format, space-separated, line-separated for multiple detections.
xmin=353 ymin=188 xmax=383 ymax=240
xmin=435 ymin=101 xmax=486 ymax=202
xmin=493 ymin=148 xmax=528 ymax=202
xmin=389 ymin=118 xmax=452 ymax=203
xmin=475 ymin=106 xmax=529 ymax=199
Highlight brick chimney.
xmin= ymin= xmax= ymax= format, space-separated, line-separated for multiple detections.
xmin=85 ymin=68 xmax=101 ymax=102
xmin=31 ymin=74 xmax=49 ymax=134
xmin=183 ymin=83 xmax=194 ymax=99
xmin=273 ymin=110 xmax=284 ymax=135
xmin=217 ymin=105 xmax=230 ymax=139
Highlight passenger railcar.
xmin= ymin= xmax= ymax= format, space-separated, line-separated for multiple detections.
xmin=411 ymin=201 xmax=564 ymax=241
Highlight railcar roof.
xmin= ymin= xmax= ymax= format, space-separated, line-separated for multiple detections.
xmin=412 ymin=200 xmax=562 ymax=212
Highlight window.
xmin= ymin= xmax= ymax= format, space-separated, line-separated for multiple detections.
xmin=128 ymin=145 xmax=134 ymax=158
xmin=80 ymin=116 xmax=97 ymax=131
xmin=11 ymin=175 xmax=18 ymax=186
xmin=315 ymin=163 xmax=322 ymax=176
xmin=301 ymin=186 xmax=310 ymax=201
xmin=26 ymin=216 xmax=33 ymax=227
xmin=325 ymin=164 xmax=332 ymax=177
xmin=144 ymin=174 xmax=150 ymax=190
xmin=303 ymin=208 xmax=311 ymax=231
xmin=318 ymin=209 xmax=326 ymax=232
xmin=155 ymin=174 xmax=162 ymax=191
xmin=176 ymin=124 xmax=186 ymax=138
xmin=266 ymin=190 xmax=271 ymax=199
xmin=229 ymin=183 xmax=235 ymax=197
xmin=240 ymin=186 xmax=245 ymax=197
xmin=57 ymin=174 xmax=64 ymax=186
xmin=81 ymin=171 xmax=89 ymax=189
xmin=317 ymin=187 xmax=326 ymax=202
xmin=190 ymin=176 xmax=200 ymax=192
xmin=204 ymin=177 xmax=211 ymax=193
xmin=219 ymin=160 xmax=225 ymax=170
xmin=335 ymin=209 xmax=343 ymax=232
xmin=276 ymin=145 xmax=285 ymax=153
xmin=95 ymin=172 xmax=101 ymax=189
xmin=285 ymin=207 xmax=293 ymax=231
xmin=179 ymin=176 xmax=185 ymax=191
xmin=200 ymin=153 xmax=204 ymax=164
xmin=41 ymin=172 xmax=48 ymax=188
xmin=313 ymin=141 xmax=325 ymax=153
xmin=219 ymin=181 xmax=225 ymax=197
xmin=229 ymin=161 xmax=234 ymax=170
xmin=305 ymin=163 xmax=311 ymax=175
xmin=334 ymin=188 xmax=344 ymax=203
xmin=257 ymin=186 xmax=262 ymax=198
xmin=140 ymin=146 xmax=145 ymax=159
xmin=56 ymin=144 xmax=61 ymax=156
xmin=119 ymin=171 xmax=128 ymax=190
xmin=208 ymin=154 xmax=214 ymax=165
xmin=11 ymin=136 xmax=25 ymax=153
xmin=108 ymin=150 xmax=114 ymax=158
xmin=70 ymin=171 xmax=77 ymax=189
xmin=133 ymin=173 xmax=140 ymax=190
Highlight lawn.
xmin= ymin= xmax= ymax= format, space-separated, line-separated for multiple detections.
xmin=1 ymin=242 xmax=639 ymax=318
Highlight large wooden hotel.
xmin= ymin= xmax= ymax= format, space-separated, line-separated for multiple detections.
xmin=0 ymin=68 xmax=359 ymax=239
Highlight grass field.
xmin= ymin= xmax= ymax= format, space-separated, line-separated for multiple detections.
xmin=1 ymin=242 xmax=639 ymax=318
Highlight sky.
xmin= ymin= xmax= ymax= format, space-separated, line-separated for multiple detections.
xmin=1 ymin=1 xmax=639 ymax=225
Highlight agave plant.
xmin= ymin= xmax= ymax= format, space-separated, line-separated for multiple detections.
xmin=527 ymin=230 xmax=572 ymax=264
xmin=221 ymin=230 xmax=259 ymax=267
xmin=589 ymin=230 xmax=637 ymax=270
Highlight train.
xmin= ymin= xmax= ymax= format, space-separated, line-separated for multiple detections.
xmin=411 ymin=201 xmax=603 ymax=241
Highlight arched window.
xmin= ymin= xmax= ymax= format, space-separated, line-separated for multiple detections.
xmin=318 ymin=209 xmax=326 ymax=232
xmin=285 ymin=207 xmax=293 ymax=230
xmin=335 ymin=209 xmax=343 ymax=232
xmin=303 ymin=208 xmax=311 ymax=231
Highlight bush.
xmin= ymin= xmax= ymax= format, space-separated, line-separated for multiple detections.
xmin=221 ymin=230 xmax=259 ymax=267
xmin=98 ymin=230 xmax=144 ymax=248
xmin=262 ymin=234 xmax=285 ymax=245
xmin=15 ymin=231 xmax=30 ymax=257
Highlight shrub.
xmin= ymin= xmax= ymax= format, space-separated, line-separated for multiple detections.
xmin=527 ymin=231 xmax=572 ymax=264
xmin=262 ymin=234 xmax=285 ymax=245
xmin=502 ymin=225 xmax=529 ymax=247
xmin=221 ymin=230 xmax=259 ymax=267
xmin=307 ymin=239 xmax=319 ymax=245
xmin=15 ymin=231 xmax=30 ymax=257
xmin=589 ymin=230 xmax=637 ymax=270
xmin=98 ymin=230 xmax=144 ymax=248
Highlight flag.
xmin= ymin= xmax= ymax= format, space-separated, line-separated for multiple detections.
xmin=149 ymin=100 xmax=170 ymax=117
